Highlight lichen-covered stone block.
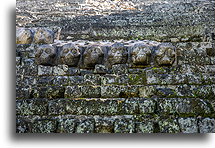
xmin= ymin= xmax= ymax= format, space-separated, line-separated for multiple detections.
xmin=16 ymin=118 xmax=30 ymax=133
xmin=155 ymin=43 xmax=176 ymax=66
xmin=94 ymin=64 xmax=108 ymax=74
xmin=59 ymin=43 xmax=81 ymax=66
xmin=83 ymin=74 xmax=101 ymax=85
xmin=35 ymin=45 xmax=57 ymax=66
xmin=83 ymin=45 xmax=104 ymax=68
xmin=101 ymin=74 xmax=128 ymax=85
xmin=68 ymin=76 xmax=84 ymax=85
xmin=65 ymin=86 xmax=82 ymax=98
xmin=107 ymin=43 xmax=128 ymax=66
xmin=94 ymin=117 xmax=114 ymax=133
xmin=53 ymin=65 xmax=69 ymax=76
xmin=139 ymin=99 xmax=156 ymax=114
xmin=22 ymin=58 xmax=38 ymax=76
xmin=139 ymin=86 xmax=156 ymax=98
xmin=38 ymin=65 xmax=53 ymax=76
xmin=57 ymin=118 xmax=76 ymax=133
xmin=16 ymin=99 xmax=48 ymax=115
xmin=158 ymin=118 xmax=180 ymax=133
xmin=48 ymin=99 xmax=67 ymax=115
xmin=178 ymin=118 xmax=198 ymax=133
xmin=199 ymin=118 xmax=215 ymax=133
xmin=76 ymin=119 xmax=95 ymax=133
xmin=130 ymin=43 xmax=151 ymax=66
xmin=16 ymin=28 xmax=33 ymax=45
xmin=101 ymin=85 xmax=127 ymax=98
xmin=114 ymin=116 xmax=135 ymax=133
xmin=112 ymin=64 xmax=128 ymax=75
xmin=80 ymin=86 xmax=101 ymax=98
xmin=136 ymin=121 xmax=154 ymax=133
xmin=31 ymin=120 xmax=57 ymax=133
xmin=33 ymin=28 xmax=54 ymax=44
xmin=128 ymin=73 xmax=146 ymax=85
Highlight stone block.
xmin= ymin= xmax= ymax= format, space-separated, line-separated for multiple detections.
xmin=158 ymin=118 xmax=180 ymax=133
xmin=94 ymin=64 xmax=108 ymax=74
xmin=57 ymin=118 xmax=77 ymax=133
xmin=101 ymin=85 xmax=127 ymax=98
xmin=83 ymin=74 xmax=101 ymax=85
xmin=53 ymin=65 xmax=69 ymax=76
xmin=199 ymin=118 xmax=215 ymax=133
xmin=80 ymin=86 xmax=101 ymax=98
xmin=112 ymin=64 xmax=128 ymax=75
xmin=178 ymin=118 xmax=198 ymax=133
xmin=94 ymin=117 xmax=114 ymax=133
xmin=75 ymin=119 xmax=95 ymax=133
xmin=114 ymin=116 xmax=135 ymax=133
xmin=16 ymin=28 xmax=33 ymax=45
xmin=16 ymin=99 xmax=48 ymax=115
xmin=33 ymin=28 xmax=54 ymax=44
xmin=31 ymin=119 xmax=57 ymax=133
xmin=128 ymin=73 xmax=146 ymax=85
xmin=64 ymin=86 xmax=82 ymax=98
xmin=38 ymin=65 xmax=53 ymax=76
xmin=136 ymin=121 xmax=154 ymax=133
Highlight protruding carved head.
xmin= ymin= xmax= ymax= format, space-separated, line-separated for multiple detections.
xmin=35 ymin=44 xmax=57 ymax=65
xmin=108 ymin=43 xmax=127 ymax=65
xmin=155 ymin=43 xmax=176 ymax=66
xmin=60 ymin=43 xmax=81 ymax=66
xmin=83 ymin=45 xmax=104 ymax=68
xmin=16 ymin=28 xmax=33 ymax=44
xmin=131 ymin=43 xmax=151 ymax=65
xmin=34 ymin=28 xmax=54 ymax=44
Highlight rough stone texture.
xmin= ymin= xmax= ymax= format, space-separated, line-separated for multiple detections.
xmin=16 ymin=0 xmax=215 ymax=133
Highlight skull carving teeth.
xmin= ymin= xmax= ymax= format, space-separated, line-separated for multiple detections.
xmin=35 ymin=44 xmax=57 ymax=65
xmin=155 ymin=43 xmax=176 ymax=66
xmin=59 ymin=43 xmax=81 ymax=66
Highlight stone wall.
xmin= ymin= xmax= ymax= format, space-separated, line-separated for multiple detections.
xmin=16 ymin=0 xmax=215 ymax=133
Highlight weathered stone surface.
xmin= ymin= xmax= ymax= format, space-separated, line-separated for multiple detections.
xmin=178 ymin=118 xmax=198 ymax=133
xmin=76 ymin=119 xmax=95 ymax=133
xmin=94 ymin=117 xmax=114 ymax=133
xmin=35 ymin=45 xmax=57 ymax=66
xmin=33 ymin=28 xmax=54 ymax=44
xmin=101 ymin=85 xmax=127 ymax=98
xmin=136 ymin=121 xmax=154 ymax=133
xmin=64 ymin=86 xmax=82 ymax=98
xmin=158 ymin=118 xmax=180 ymax=133
xmin=130 ymin=43 xmax=151 ymax=66
xmin=16 ymin=99 xmax=48 ymax=115
xmin=114 ymin=116 xmax=135 ymax=133
xmin=112 ymin=64 xmax=128 ymax=75
xmin=16 ymin=28 xmax=33 ymax=44
xmin=83 ymin=45 xmax=104 ymax=68
xmin=59 ymin=43 xmax=81 ymax=66
xmin=53 ymin=65 xmax=69 ymax=75
xmin=107 ymin=43 xmax=127 ymax=66
xmin=155 ymin=43 xmax=176 ymax=66
xmin=30 ymin=87 xmax=65 ymax=99
xmin=94 ymin=64 xmax=108 ymax=74
xmin=57 ymin=118 xmax=76 ymax=133
xmin=199 ymin=118 xmax=215 ymax=133
xmin=31 ymin=120 xmax=57 ymax=133
xmin=16 ymin=118 xmax=30 ymax=133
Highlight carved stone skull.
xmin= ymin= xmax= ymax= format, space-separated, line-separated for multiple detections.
xmin=131 ymin=43 xmax=151 ymax=65
xmin=59 ymin=43 xmax=81 ymax=66
xmin=155 ymin=43 xmax=176 ymax=66
xmin=16 ymin=28 xmax=33 ymax=44
xmin=34 ymin=28 xmax=54 ymax=44
xmin=108 ymin=43 xmax=127 ymax=65
xmin=83 ymin=45 xmax=104 ymax=68
xmin=35 ymin=44 xmax=57 ymax=65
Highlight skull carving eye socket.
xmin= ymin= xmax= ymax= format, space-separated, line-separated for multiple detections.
xmin=45 ymin=48 xmax=51 ymax=54
xmin=71 ymin=49 xmax=77 ymax=54
xmin=63 ymin=48 xmax=69 ymax=53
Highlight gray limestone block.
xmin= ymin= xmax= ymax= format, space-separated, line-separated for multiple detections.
xmin=114 ymin=116 xmax=135 ymax=133
xmin=75 ymin=119 xmax=95 ymax=133
xmin=112 ymin=64 xmax=128 ymax=75
xmin=101 ymin=85 xmax=128 ymax=98
xmin=31 ymin=119 xmax=57 ymax=133
xmin=128 ymin=73 xmax=146 ymax=85
xmin=80 ymin=86 xmax=101 ymax=98
xmin=33 ymin=28 xmax=54 ymax=44
xmin=57 ymin=118 xmax=77 ymax=133
xmin=16 ymin=118 xmax=30 ymax=133
xmin=52 ymin=76 xmax=70 ymax=86
xmin=68 ymin=76 xmax=84 ymax=85
xmin=16 ymin=28 xmax=33 ymax=45
xmin=38 ymin=65 xmax=53 ymax=76
xmin=101 ymin=74 xmax=128 ymax=85
xmin=94 ymin=117 xmax=114 ymax=133
xmin=16 ymin=87 xmax=31 ymax=99
xmin=139 ymin=86 xmax=156 ymax=98
xmin=136 ymin=121 xmax=154 ymax=133
xmin=83 ymin=74 xmax=101 ymax=85
xmin=178 ymin=118 xmax=198 ymax=133
xmin=157 ymin=98 xmax=212 ymax=114
xmin=16 ymin=99 xmax=48 ymax=116
xmin=64 ymin=86 xmax=82 ymax=98
xmin=53 ymin=65 xmax=69 ymax=76
xmin=35 ymin=44 xmax=57 ymax=66
xmin=59 ymin=43 xmax=81 ymax=66
xmin=199 ymin=118 xmax=215 ymax=133
xmin=94 ymin=64 xmax=109 ymax=74
xmin=158 ymin=118 xmax=180 ymax=133
xmin=22 ymin=58 xmax=38 ymax=76
xmin=48 ymin=99 xmax=67 ymax=115
xmin=68 ymin=67 xmax=80 ymax=75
